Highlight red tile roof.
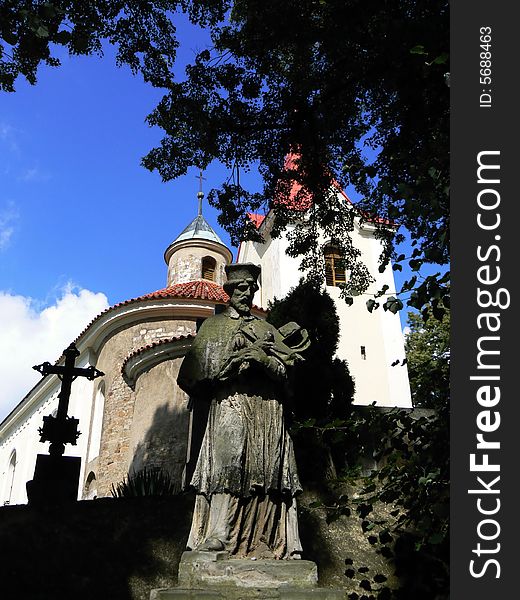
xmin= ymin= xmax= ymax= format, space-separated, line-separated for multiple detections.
xmin=70 ymin=279 xmax=266 ymax=350
xmin=247 ymin=213 xmax=266 ymax=229
xmin=272 ymin=152 xmax=395 ymax=226
xmin=141 ymin=280 xmax=230 ymax=302
xmin=68 ymin=280 xmax=229 ymax=350
xmin=273 ymin=152 xmax=314 ymax=211
xmin=122 ymin=334 xmax=196 ymax=372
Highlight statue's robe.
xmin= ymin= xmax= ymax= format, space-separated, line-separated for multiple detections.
xmin=178 ymin=306 xmax=304 ymax=559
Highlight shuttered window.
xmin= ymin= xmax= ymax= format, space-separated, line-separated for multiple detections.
xmin=324 ymin=246 xmax=346 ymax=287
xmin=202 ymin=256 xmax=216 ymax=281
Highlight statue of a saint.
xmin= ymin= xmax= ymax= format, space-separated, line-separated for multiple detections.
xmin=178 ymin=263 xmax=309 ymax=559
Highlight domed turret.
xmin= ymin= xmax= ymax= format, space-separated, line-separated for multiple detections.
xmin=164 ymin=188 xmax=233 ymax=287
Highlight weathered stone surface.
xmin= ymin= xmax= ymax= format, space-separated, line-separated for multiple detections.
xmin=178 ymin=264 xmax=309 ymax=559
xmin=178 ymin=551 xmax=318 ymax=589
xmin=151 ymin=588 xmax=346 ymax=600
xmin=90 ymin=318 xmax=196 ymax=497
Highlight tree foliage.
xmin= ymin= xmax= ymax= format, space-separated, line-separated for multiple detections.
xmin=405 ymin=307 xmax=450 ymax=408
xmin=2 ymin=1 xmax=449 ymax=313
xmin=266 ymin=279 xmax=355 ymax=482
xmin=143 ymin=0 xmax=450 ymax=309
xmin=340 ymin=402 xmax=450 ymax=598
xmin=1 ymin=1 xmax=179 ymax=91
xmin=267 ymin=278 xmax=354 ymax=421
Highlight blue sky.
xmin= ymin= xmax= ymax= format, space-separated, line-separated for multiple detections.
xmin=0 ymin=18 xmax=242 ymax=420
xmin=0 ymin=19 xmax=425 ymax=421
xmin=0 ymin=20 xmax=232 ymax=307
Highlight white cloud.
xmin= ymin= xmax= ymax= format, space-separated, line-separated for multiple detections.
xmin=18 ymin=166 xmax=51 ymax=183
xmin=0 ymin=202 xmax=19 ymax=250
xmin=0 ymin=285 xmax=109 ymax=422
xmin=0 ymin=121 xmax=20 ymax=154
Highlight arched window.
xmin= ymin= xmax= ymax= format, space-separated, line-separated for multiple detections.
xmin=201 ymin=256 xmax=216 ymax=281
xmin=87 ymin=382 xmax=105 ymax=462
xmin=324 ymin=245 xmax=346 ymax=287
xmin=84 ymin=471 xmax=97 ymax=500
xmin=4 ymin=450 xmax=16 ymax=505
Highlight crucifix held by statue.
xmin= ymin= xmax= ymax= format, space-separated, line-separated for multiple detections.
xmin=178 ymin=263 xmax=310 ymax=559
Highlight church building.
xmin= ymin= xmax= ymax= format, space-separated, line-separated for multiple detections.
xmin=0 ymin=180 xmax=411 ymax=506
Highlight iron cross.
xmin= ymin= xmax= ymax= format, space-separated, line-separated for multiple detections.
xmin=33 ymin=342 xmax=104 ymax=456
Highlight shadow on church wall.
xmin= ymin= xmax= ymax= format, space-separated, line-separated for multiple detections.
xmin=128 ymin=401 xmax=189 ymax=493
xmin=122 ymin=358 xmax=191 ymax=494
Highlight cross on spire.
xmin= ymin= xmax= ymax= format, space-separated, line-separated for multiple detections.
xmin=196 ymin=169 xmax=207 ymax=215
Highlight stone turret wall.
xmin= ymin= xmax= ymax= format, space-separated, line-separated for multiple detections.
xmin=167 ymin=244 xmax=229 ymax=286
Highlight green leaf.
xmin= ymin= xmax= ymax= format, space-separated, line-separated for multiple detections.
xmin=366 ymin=299 xmax=379 ymax=313
xmin=400 ymin=276 xmax=417 ymax=292
xmin=54 ymin=30 xmax=72 ymax=44
xmin=359 ymin=579 xmax=372 ymax=591
xmin=428 ymin=532 xmax=445 ymax=545
xmin=36 ymin=25 xmax=49 ymax=39
xmin=2 ymin=31 xmax=18 ymax=45
xmin=432 ymin=52 xmax=449 ymax=65
xmin=379 ymin=530 xmax=393 ymax=544
xmin=383 ymin=297 xmax=404 ymax=314
xmin=410 ymin=45 xmax=427 ymax=55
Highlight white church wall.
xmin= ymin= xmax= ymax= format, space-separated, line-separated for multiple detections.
xmin=237 ymin=205 xmax=412 ymax=408
xmin=87 ymin=382 xmax=105 ymax=463
xmin=0 ymin=386 xmax=59 ymax=505
xmin=65 ymin=355 xmax=98 ymax=494
xmin=331 ymin=223 xmax=411 ymax=408
xmin=0 ymin=351 xmax=97 ymax=505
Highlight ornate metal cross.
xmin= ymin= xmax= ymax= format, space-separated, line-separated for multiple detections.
xmin=33 ymin=342 xmax=104 ymax=457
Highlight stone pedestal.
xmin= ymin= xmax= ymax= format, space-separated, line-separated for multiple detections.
xmin=150 ymin=551 xmax=346 ymax=600
xmin=26 ymin=454 xmax=81 ymax=506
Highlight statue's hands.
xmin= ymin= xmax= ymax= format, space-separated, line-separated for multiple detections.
xmin=236 ymin=343 xmax=270 ymax=365
xmin=217 ymin=342 xmax=283 ymax=380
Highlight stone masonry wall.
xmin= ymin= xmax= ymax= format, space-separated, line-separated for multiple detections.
xmin=167 ymin=246 xmax=228 ymax=286
xmin=129 ymin=358 xmax=190 ymax=491
xmin=91 ymin=318 xmax=196 ymax=497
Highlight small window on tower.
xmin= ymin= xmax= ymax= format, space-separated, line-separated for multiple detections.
xmin=324 ymin=245 xmax=346 ymax=287
xmin=202 ymin=256 xmax=216 ymax=281
xmin=361 ymin=346 xmax=366 ymax=360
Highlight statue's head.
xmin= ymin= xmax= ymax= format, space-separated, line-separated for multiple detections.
xmin=224 ymin=263 xmax=261 ymax=315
